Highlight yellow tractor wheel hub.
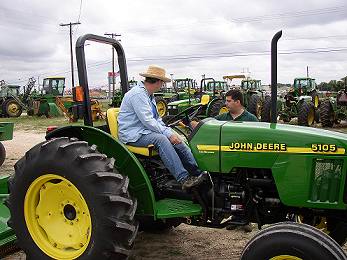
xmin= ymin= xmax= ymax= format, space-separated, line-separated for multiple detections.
xmin=24 ymin=174 xmax=92 ymax=259
xmin=156 ymin=101 xmax=167 ymax=117
xmin=8 ymin=103 xmax=19 ymax=114
xmin=314 ymin=96 xmax=319 ymax=108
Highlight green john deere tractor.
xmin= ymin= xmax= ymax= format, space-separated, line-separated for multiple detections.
xmin=1 ymin=32 xmax=347 ymax=259
xmin=240 ymin=78 xmax=265 ymax=119
xmin=0 ymin=80 xmax=24 ymax=118
xmin=153 ymin=78 xmax=196 ymax=117
xmin=166 ymin=78 xmax=228 ymax=121
xmin=320 ymin=77 xmax=347 ymax=127
xmin=275 ymin=77 xmax=319 ymax=126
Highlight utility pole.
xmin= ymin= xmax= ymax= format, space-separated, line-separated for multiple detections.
xmin=60 ymin=22 xmax=81 ymax=99
xmin=306 ymin=66 xmax=309 ymax=78
xmin=104 ymin=33 xmax=121 ymax=98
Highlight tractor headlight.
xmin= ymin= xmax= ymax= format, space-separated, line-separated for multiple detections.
xmin=172 ymin=106 xmax=177 ymax=109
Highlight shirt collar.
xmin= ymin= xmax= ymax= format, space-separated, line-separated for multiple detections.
xmin=139 ymin=83 xmax=154 ymax=100
xmin=233 ymin=109 xmax=247 ymax=120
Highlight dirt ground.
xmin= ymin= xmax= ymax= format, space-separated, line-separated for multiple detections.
xmin=2 ymin=130 xmax=347 ymax=260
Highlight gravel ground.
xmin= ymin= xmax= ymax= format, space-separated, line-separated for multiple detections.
xmin=2 ymin=130 xmax=347 ymax=259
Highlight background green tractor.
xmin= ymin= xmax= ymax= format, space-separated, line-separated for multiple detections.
xmin=166 ymin=78 xmax=228 ymax=121
xmin=153 ymin=78 xmax=196 ymax=117
xmin=240 ymin=78 xmax=265 ymax=119
xmin=3 ymin=32 xmax=347 ymax=259
xmin=320 ymin=78 xmax=347 ymax=127
xmin=0 ymin=80 xmax=26 ymax=118
xmin=277 ymin=77 xmax=319 ymax=126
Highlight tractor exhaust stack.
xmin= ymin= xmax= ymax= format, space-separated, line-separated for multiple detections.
xmin=270 ymin=30 xmax=282 ymax=123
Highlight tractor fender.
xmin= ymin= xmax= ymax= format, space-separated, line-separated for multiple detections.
xmin=46 ymin=125 xmax=157 ymax=217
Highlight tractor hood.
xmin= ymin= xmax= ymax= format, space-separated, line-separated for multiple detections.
xmin=189 ymin=119 xmax=347 ymax=173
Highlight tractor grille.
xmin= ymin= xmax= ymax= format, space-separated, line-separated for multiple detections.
xmin=310 ymin=159 xmax=343 ymax=203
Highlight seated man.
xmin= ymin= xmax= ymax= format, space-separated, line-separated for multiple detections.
xmin=215 ymin=89 xmax=258 ymax=122
xmin=118 ymin=65 xmax=205 ymax=190
xmin=191 ymin=89 xmax=257 ymax=232
xmin=191 ymin=89 xmax=258 ymax=129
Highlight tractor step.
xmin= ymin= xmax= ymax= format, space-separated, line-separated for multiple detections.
xmin=0 ymin=176 xmax=16 ymax=253
xmin=0 ymin=198 xmax=16 ymax=253
xmin=156 ymin=198 xmax=202 ymax=219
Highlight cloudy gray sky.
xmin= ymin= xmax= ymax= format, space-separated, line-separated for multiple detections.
xmin=0 ymin=0 xmax=346 ymax=89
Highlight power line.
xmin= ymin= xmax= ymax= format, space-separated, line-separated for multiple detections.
xmin=6 ymin=46 xmax=347 ymax=84
xmin=124 ymin=34 xmax=347 ymax=49
xmin=119 ymin=5 xmax=347 ymax=34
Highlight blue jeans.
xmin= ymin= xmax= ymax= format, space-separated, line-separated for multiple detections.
xmin=128 ymin=133 xmax=201 ymax=183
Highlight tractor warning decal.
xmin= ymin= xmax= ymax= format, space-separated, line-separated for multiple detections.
xmin=197 ymin=143 xmax=345 ymax=155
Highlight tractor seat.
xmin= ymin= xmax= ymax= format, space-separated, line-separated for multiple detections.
xmin=106 ymin=108 xmax=158 ymax=157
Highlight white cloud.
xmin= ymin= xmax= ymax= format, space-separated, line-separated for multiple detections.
xmin=0 ymin=0 xmax=346 ymax=89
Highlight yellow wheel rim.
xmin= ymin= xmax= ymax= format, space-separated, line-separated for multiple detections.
xmin=156 ymin=101 xmax=167 ymax=117
xmin=24 ymin=174 xmax=92 ymax=259
xmin=270 ymin=256 xmax=302 ymax=260
xmin=8 ymin=103 xmax=19 ymax=114
xmin=219 ymin=106 xmax=228 ymax=114
xmin=314 ymin=96 xmax=319 ymax=108
xmin=308 ymin=108 xmax=315 ymax=125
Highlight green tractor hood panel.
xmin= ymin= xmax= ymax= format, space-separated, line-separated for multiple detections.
xmin=190 ymin=119 xmax=347 ymax=209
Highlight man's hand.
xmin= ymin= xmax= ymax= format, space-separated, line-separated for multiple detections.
xmin=190 ymin=120 xmax=199 ymax=129
xmin=169 ymin=134 xmax=182 ymax=145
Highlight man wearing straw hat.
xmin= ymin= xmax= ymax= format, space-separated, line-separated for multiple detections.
xmin=118 ymin=65 xmax=206 ymax=190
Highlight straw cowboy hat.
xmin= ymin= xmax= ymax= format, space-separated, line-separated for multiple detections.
xmin=139 ymin=65 xmax=171 ymax=82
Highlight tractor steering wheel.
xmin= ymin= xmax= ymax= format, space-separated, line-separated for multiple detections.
xmin=165 ymin=105 xmax=202 ymax=132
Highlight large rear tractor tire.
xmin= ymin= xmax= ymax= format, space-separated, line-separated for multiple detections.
xmin=260 ymin=96 xmax=271 ymax=122
xmin=248 ymin=94 xmax=262 ymax=120
xmin=5 ymin=137 xmax=138 ymax=260
xmin=5 ymin=99 xmax=22 ymax=117
xmin=207 ymin=99 xmax=227 ymax=117
xmin=320 ymin=100 xmax=335 ymax=127
xmin=240 ymin=222 xmax=346 ymax=260
xmin=298 ymin=101 xmax=315 ymax=126
xmin=0 ymin=142 xmax=6 ymax=167
xmin=155 ymin=96 xmax=168 ymax=117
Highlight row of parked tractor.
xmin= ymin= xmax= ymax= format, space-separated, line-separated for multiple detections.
xmin=123 ymin=75 xmax=346 ymax=128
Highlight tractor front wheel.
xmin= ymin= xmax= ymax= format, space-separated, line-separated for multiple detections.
xmin=320 ymin=100 xmax=335 ymax=127
xmin=6 ymin=137 xmax=138 ymax=260
xmin=260 ymin=96 xmax=271 ymax=122
xmin=240 ymin=222 xmax=346 ymax=260
xmin=298 ymin=101 xmax=315 ymax=126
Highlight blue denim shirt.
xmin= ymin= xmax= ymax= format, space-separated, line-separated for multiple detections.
xmin=118 ymin=83 xmax=173 ymax=143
